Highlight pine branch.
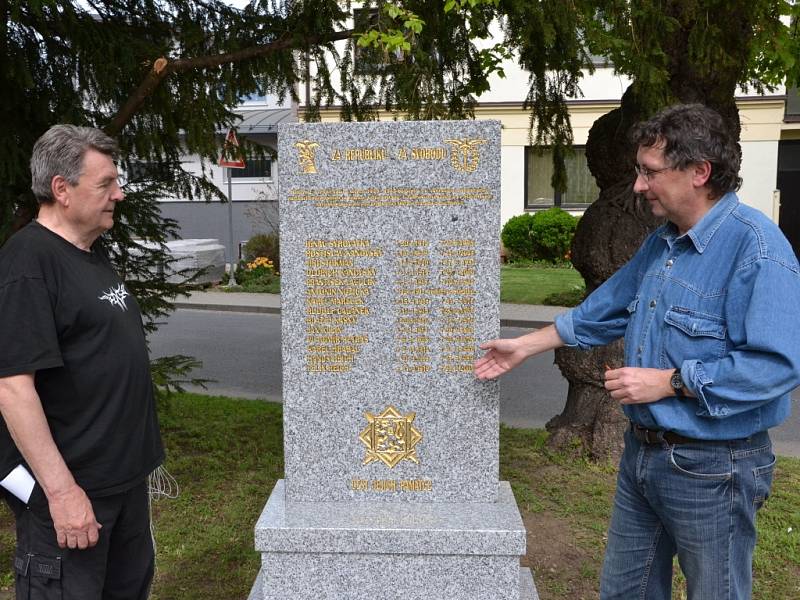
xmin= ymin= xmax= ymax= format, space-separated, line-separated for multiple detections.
xmin=104 ymin=28 xmax=354 ymax=136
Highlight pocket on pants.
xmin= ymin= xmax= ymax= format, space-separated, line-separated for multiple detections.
xmin=14 ymin=548 xmax=63 ymax=600
xmin=668 ymin=443 xmax=732 ymax=480
xmin=753 ymin=454 xmax=776 ymax=509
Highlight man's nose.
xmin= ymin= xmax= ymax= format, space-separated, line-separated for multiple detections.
xmin=633 ymin=172 xmax=648 ymax=194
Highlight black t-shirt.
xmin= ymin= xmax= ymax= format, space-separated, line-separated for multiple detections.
xmin=0 ymin=221 xmax=164 ymax=497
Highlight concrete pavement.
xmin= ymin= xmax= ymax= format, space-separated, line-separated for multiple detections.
xmin=173 ymin=290 xmax=565 ymax=329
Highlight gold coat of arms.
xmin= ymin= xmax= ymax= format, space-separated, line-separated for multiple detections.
xmin=444 ymin=138 xmax=486 ymax=173
xmin=294 ymin=140 xmax=320 ymax=174
xmin=358 ymin=405 xmax=422 ymax=468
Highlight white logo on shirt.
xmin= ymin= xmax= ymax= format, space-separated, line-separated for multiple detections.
xmin=98 ymin=284 xmax=129 ymax=311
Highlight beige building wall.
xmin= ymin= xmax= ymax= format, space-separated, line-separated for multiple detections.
xmin=313 ymin=99 xmax=791 ymax=226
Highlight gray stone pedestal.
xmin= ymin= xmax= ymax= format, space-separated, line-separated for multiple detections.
xmin=249 ymin=480 xmax=537 ymax=600
xmin=249 ymin=120 xmax=539 ymax=598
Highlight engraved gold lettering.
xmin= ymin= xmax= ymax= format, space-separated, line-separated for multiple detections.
xmin=399 ymin=479 xmax=433 ymax=492
xmin=410 ymin=147 xmax=448 ymax=160
xmin=345 ymin=148 xmax=387 ymax=161
xmin=351 ymin=479 xmax=368 ymax=491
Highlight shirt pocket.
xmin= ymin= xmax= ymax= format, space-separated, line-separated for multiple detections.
xmin=660 ymin=306 xmax=728 ymax=368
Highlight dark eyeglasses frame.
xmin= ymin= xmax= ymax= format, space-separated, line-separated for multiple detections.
xmin=634 ymin=164 xmax=674 ymax=181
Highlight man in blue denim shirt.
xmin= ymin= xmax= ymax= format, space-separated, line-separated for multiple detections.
xmin=475 ymin=104 xmax=800 ymax=599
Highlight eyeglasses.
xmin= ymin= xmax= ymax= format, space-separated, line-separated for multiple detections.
xmin=634 ymin=164 xmax=674 ymax=181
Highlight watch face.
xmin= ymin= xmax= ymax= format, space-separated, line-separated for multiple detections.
xmin=671 ymin=371 xmax=683 ymax=390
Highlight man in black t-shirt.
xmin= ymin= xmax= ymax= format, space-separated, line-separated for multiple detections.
xmin=0 ymin=125 xmax=164 ymax=599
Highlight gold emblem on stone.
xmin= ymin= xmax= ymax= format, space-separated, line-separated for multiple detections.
xmin=294 ymin=140 xmax=320 ymax=174
xmin=358 ymin=405 xmax=422 ymax=468
xmin=444 ymin=138 xmax=486 ymax=173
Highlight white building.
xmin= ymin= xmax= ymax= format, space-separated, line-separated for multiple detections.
xmin=163 ymin=43 xmax=800 ymax=260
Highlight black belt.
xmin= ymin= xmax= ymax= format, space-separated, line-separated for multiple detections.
xmin=630 ymin=422 xmax=704 ymax=445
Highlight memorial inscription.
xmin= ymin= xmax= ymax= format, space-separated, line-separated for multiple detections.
xmin=280 ymin=120 xmax=501 ymax=503
xmin=251 ymin=120 xmax=537 ymax=600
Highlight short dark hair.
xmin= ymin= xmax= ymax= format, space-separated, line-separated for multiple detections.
xmin=631 ymin=103 xmax=741 ymax=197
xmin=30 ymin=124 xmax=119 ymax=204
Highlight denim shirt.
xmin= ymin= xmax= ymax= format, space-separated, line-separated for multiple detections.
xmin=555 ymin=193 xmax=800 ymax=439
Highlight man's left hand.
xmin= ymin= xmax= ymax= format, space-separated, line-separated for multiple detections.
xmin=604 ymin=367 xmax=672 ymax=404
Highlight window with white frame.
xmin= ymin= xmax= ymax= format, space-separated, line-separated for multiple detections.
xmin=525 ymin=146 xmax=599 ymax=209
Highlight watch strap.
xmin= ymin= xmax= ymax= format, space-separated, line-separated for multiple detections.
xmin=671 ymin=368 xmax=685 ymax=398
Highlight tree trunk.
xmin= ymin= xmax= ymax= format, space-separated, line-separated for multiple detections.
xmin=546 ymin=0 xmax=749 ymax=460
xmin=547 ymin=86 xmax=662 ymax=460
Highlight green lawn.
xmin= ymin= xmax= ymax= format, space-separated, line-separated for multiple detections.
xmin=217 ymin=265 xmax=586 ymax=306
xmin=501 ymin=264 xmax=585 ymax=306
xmin=2 ymin=393 xmax=797 ymax=599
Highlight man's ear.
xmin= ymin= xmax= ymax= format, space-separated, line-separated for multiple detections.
xmin=692 ymin=160 xmax=712 ymax=188
xmin=50 ymin=175 xmax=70 ymax=207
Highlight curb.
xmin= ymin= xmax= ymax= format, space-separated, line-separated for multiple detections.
xmin=174 ymin=302 xmax=280 ymax=315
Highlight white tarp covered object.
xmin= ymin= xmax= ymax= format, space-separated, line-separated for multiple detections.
xmin=131 ymin=239 xmax=226 ymax=285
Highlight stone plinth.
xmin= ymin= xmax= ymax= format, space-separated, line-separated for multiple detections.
xmin=249 ymin=480 xmax=537 ymax=600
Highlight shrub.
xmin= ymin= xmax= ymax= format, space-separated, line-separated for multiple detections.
xmin=502 ymin=208 xmax=578 ymax=264
xmin=501 ymin=213 xmax=537 ymax=261
xmin=543 ymin=284 xmax=586 ymax=307
xmin=531 ymin=207 xmax=578 ymax=263
xmin=236 ymin=256 xmax=277 ymax=287
xmin=243 ymin=233 xmax=280 ymax=273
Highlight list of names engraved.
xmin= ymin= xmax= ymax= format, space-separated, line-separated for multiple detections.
xmin=304 ymin=239 xmax=381 ymax=372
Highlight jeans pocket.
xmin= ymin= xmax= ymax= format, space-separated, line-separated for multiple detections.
xmin=753 ymin=454 xmax=776 ymax=509
xmin=668 ymin=444 xmax=732 ymax=480
xmin=14 ymin=551 xmax=63 ymax=600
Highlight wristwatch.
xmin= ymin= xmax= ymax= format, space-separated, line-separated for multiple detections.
xmin=670 ymin=368 xmax=685 ymax=398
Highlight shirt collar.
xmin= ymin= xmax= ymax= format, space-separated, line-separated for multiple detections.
xmin=657 ymin=192 xmax=739 ymax=253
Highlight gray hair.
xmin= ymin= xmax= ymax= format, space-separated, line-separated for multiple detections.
xmin=30 ymin=124 xmax=119 ymax=203
xmin=631 ymin=103 xmax=742 ymax=197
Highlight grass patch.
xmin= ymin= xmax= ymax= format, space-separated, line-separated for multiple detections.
xmin=0 ymin=393 xmax=283 ymax=599
xmin=214 ymin=266 xmax=586 ymax=307
xmin=500 ymin=265 xmax=585 ymax=306
xmin=223 ymin=279 xmax=281 ymax=294
xmin=2 ymin=395 xmax=798 ymax=598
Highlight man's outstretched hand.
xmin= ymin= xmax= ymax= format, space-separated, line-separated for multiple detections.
xmin=474 ymin=325 xmax=565 ymax=380
xmin=474 ymin=338 xmax=530 ymax=380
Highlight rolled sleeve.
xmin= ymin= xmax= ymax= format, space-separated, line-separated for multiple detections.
xmin=554 ymin=310 xmax=578 ymax=347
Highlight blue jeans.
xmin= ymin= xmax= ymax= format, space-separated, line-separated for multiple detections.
xmin=600 ymin=427 xmax=775 ymax=600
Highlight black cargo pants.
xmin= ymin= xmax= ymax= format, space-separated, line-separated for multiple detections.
xmin=4 ymin=480 xmax=153 ymax=600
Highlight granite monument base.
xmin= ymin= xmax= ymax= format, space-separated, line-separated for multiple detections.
xmin=248 ymin=480 xmax=538 ymax=600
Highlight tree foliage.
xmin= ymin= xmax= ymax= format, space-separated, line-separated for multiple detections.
xmin=2 ymin=0 xmax=798 ymax=399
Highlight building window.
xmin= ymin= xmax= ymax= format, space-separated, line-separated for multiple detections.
xmin=120 ymin=160 xmax=171 ymax=185
xmin=228 ymin=157 xmax=272 ymax=180
xmin=786 ymin=86 xmax=800 ymax=122
xmin=525 ymin=146 xmax=599 ymax=209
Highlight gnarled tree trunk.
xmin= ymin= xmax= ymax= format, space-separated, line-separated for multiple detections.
xmin=546 ymin=0 xmax=748 ymax=460
xmin=547 ymin=86 xmax=662 ymax=460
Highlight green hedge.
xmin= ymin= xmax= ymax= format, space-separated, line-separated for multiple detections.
xmin=501 ymin=207 xmax=578 ymax=263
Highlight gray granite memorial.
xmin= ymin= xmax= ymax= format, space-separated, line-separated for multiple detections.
xmin=249 ymin=120 xmax=537 ymax=599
